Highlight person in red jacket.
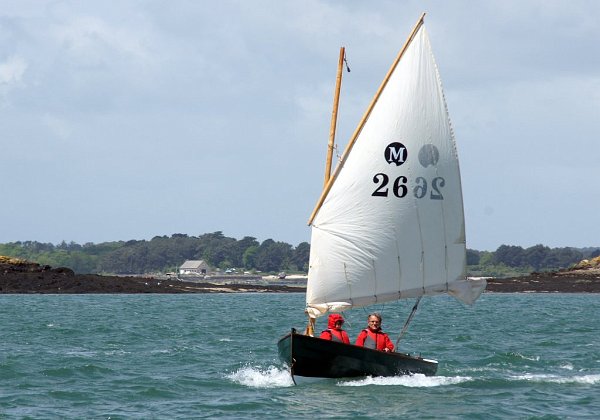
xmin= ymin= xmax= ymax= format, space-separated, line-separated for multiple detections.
xmin=319 ymin=313 xmax=350 ymax=344
xmin=355 ymin=313 xmax=394 ymax=352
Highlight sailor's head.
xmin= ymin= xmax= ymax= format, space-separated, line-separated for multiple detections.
xmin=367 ymin=313 xmax=382 ymax=330
xmin=327 ymin=313 xmax=345 ymax=330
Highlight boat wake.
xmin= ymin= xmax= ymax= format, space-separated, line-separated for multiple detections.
xmin=338 ymin=374 xmax=472 ymax=387
xmin=226 ymin=365 xmax=295 ymax=388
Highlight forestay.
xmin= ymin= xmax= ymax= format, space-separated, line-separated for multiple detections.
xmin=306 ymin=24 xmax=485 ymax=318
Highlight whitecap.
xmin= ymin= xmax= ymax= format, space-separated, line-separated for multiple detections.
xmin=219 ymin=338 xmax=233 ymax=342
xmin=103 ymin=350 xmax=130 ymax=356
xmin=150 ymin=349 xmax=171 ymax=354
xmin=511 ymin=373 xmax=600 ymax=384
xmin=560 ymin=363 xmax=574 ymax=370
xmin=510 ymin=352 xmax=540 ymax=362
xmin=226 ymin=365 xmax=294 ymax=388
xmin=339 ymin=374 xmax=472 ymax=387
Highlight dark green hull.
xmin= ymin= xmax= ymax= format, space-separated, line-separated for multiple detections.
xmin=278 ymin=329 xmax=437 ymax=379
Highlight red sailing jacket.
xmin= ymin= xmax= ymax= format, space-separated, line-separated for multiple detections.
xmin=319 ymin=313 xmax=350 ymax=344
xmin=319 ymin=328 xmax=350 ymax=344
xmin=355 ymin=328 xmax=395 ymax=352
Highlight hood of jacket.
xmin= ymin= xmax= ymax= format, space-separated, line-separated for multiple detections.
xmin=327 ymin=313 xmax=344 ymax=330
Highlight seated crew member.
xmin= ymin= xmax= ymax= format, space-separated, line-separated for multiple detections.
xmin=319 ymin=313 xmax=350 ymax=344
xmin=355 ymin=313 xmax=394 ymax=352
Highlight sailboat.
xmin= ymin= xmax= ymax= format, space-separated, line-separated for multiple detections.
xmin=278 ymin=14 xmax=486 ymax=381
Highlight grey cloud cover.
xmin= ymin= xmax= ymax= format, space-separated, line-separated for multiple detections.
xmin=1 ymin=0 xmax=598 ymax=251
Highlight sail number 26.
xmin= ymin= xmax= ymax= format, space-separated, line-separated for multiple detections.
xmin=372 ymin=174 xmax=445 ymax=200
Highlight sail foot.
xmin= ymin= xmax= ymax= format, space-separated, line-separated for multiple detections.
xmin=305 ymin=302 xmax=353 ymax=319
xmin=306 ymin=278 xmax=486 ymax=317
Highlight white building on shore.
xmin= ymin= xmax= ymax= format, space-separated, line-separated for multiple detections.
xmin=179 ymin=260 xmax=209 ymax=275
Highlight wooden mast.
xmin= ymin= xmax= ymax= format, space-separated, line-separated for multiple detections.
xmin=324 ymin=47 xmax=346 ymax=187
xmin=308 ymin=13 xmax=426 ymax=225
xmin=305 ymin=47 xmax=346 ymax=336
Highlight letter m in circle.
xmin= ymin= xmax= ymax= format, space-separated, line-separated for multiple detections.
xmin=385 ymin=142 xmax=408 ymax=166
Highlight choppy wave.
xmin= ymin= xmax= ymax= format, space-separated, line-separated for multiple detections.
xmin=2 ymin=293 xmax=599 ymax=418
xmin=226 ymin=365 xmax=295 ymax=388
xmin=560 ymin=363 xmax=574 ymax=370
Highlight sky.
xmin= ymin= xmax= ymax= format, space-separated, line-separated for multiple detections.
xmin=1 ymin=0 xmax=599 ymax=251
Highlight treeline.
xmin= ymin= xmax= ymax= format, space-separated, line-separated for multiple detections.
xmin=0 ymin=233 xmax=598 ymax=277
xmin=0 ymin=232 xmax=310 ymax=275
xmin=468 ymin=245 xmax=600 ymax=277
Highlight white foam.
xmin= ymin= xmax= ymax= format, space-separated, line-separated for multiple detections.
xmin=560 ymin=363 xmax=574 ymax=370
xmin=226 ymin=365 xmax=295 ymax=388
xmin=511 ymin=373 xmax=600 ymax=384
xmin=150 ymin=349 xmax=171 ymax=354
xmin=339 ymin=374 xmax=472 ymax=387
xmin=103 ymin=350 xmax=130 ymax=356
xmin=511 ymin=352 xmax=540 ymax=362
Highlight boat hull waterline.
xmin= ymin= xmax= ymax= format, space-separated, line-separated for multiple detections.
xmin=278 ymin=329 xmax=438 ymax=379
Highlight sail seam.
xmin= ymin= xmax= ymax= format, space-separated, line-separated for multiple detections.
xmin=343 ymin=262 xmax=353 ymax=305
xmin=372 ymin=259 xmax=378 ymax=303
xmin=395 ymin=232 xmax=402 ymax=301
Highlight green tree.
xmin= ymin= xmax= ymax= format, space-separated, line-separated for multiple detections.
xmin=243 ymin=246 xmax=258 ymax=269
xmin=291 ymin=242 xmax=310 ymax=272
xmin=547 ymin=247 xmax=582 ymax=270
xmin=479 ymin=251 xmax=494 ymax=266
xmin=466 ymin=249 xmax=480 ymax=265
xmin=524 ymin=244 xmax=549 ymax=271
xmin=494 ymin=245 xmax=525 ymax=267
xmin=254 ymin=239 xmax=292 ymax=272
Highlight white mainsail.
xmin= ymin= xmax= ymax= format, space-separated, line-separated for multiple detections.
xmin=306 ymin=23 xmax=485 ymax=319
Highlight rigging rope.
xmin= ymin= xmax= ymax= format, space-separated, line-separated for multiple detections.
xmin=343 ymin=54 xmax=351 ymax=73
xmin=395 ymin=296 xmax=422 ymax=349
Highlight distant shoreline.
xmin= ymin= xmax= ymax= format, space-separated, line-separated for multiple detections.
xmin=485 ymin=270 xmax=600 ymax=293
xmin=2 ymin=260 xmax=600 ymax=294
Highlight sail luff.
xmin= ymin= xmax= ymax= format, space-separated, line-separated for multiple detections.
xmin=308 ymin=13 xmax=426 ymax=226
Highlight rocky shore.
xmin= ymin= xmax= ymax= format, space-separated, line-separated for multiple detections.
xmin=485 ymin=256 xmax=600 ymax=293
xmin=485 ymin=270 xmax=600 ymax=293
xmin=2 ymin=256 xmax=600 ymax=294
xmin=0 ymin=258 xmax=303 ymax=294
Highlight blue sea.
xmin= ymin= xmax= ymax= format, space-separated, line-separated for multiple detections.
xmin=1 ymin=293 xmax=598 ymax=419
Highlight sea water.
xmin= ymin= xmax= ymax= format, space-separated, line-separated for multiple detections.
xmin=0 ymin=293 xmax=598 ymax=419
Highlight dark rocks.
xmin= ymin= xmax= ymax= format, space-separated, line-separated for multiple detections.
xmin=0 ymin=260 xmax=303 ymax=294
xmin=486 ymin=270 xmax=600 ymax=293
xmin=51 ymin=267 xmax=75 ymax=276
xmin=2 ymin=257 xmax=600 ymax=294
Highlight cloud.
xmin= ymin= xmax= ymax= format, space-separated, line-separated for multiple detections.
xmin=0 ymin=0 xmax=599 ymax=249
xmin=0 ymin=55 xmax=28 ymax=105
xmin=53 ymin=15 xmax=150 ymax=63
xmin=41 ymin=113 xmax=73 ymax=140
xmin=0 ymin=55 xmax=27 ymax=84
